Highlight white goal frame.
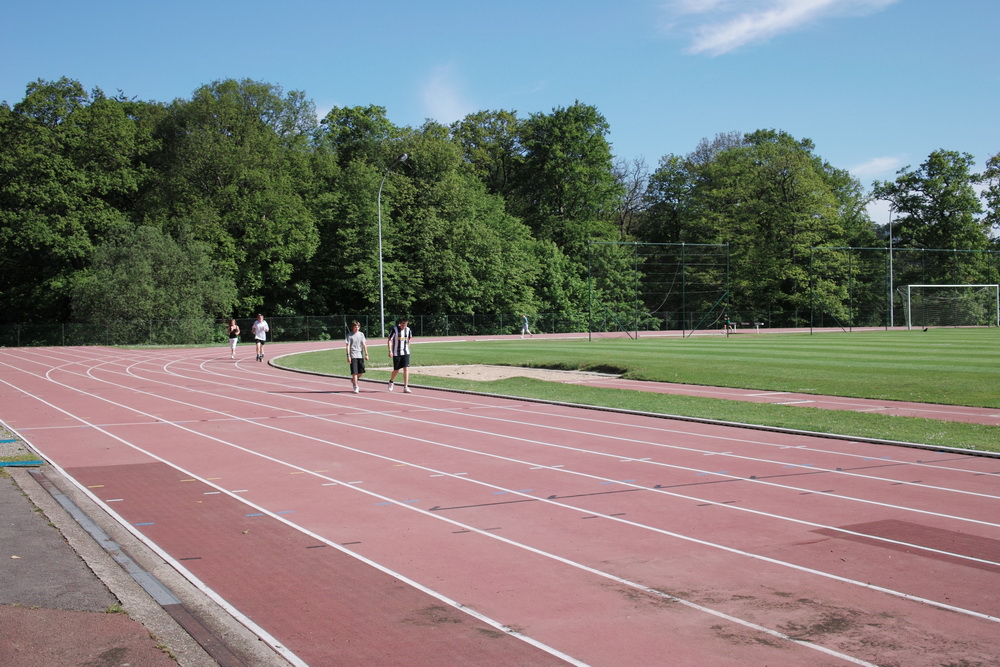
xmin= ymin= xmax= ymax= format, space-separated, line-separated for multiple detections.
xmin=905 ymin=284 xmax=1000 ymax=329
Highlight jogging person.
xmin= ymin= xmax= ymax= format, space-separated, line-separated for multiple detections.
xmin=346 ymin=321 xmax=369 ymax=393
xmin=251 ymin=314 xmax=269 ymax=362
xmin=226 ymin=319 xmax=240 ymax=359
xmin=387 ymin=317 xmax=413 ymax=393
xmin=521 ymin=314 xmax=532 ymax=338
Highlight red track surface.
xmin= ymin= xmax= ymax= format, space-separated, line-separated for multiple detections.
xmin=2 ymin=342 xmax=999 ymax=666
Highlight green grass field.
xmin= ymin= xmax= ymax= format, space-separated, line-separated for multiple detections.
xmin=276 ymin=328 xmax=1000 ymax=453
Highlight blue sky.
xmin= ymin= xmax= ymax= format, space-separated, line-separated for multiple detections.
xmin=3 ymin=0 xmax=998 ymax=223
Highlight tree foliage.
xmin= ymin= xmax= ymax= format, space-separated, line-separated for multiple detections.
xmin=873 ymin=150 xmax=990 ymax=285
xmin=0 ymin=78 xmax=158 ymax=322
xmin=642 ymin=130 xmax=876 ymax=322
xmin=1 ymin=76 xmax=996 ymax=332
xmin=72 ymin=225 xmax=235 ymax=341
xmin=873 ymin=150 xmax=987 ymax=251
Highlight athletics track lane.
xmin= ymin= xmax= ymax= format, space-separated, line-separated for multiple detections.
xmin=1 ymin=342 xmax=999 ymax=666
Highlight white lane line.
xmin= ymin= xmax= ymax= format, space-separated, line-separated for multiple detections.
xmin=0 ymin=372 xmax=585 ymax=667
xmin=7 ymin=360 xmax=1000 ymax=620
xmin=0 ymin=371 xmax=879 ymax=667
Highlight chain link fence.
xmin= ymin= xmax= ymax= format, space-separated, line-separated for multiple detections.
xmin=809 ymin=247 xmax=1000 ymax=329
xmin=0 ymin=312 xmax=598 ymax=348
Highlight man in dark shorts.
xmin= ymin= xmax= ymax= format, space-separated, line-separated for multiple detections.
xmin=251 ymin=313 xmax=269 ymax=362
xmin=346 ymin=320 xmax=369 ymax=393
xmin=387 ymin=317 xmax=413 ymax=393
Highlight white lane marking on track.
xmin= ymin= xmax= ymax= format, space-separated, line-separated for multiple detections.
xmin=20 ymin=347 xmax=1000 ymax=544
xmin=0 ymin=369 xmax=879 ymax=667
xmin=9 ymin=350 xmax=1000 ymax=630
xmin=0 ymin=370 xmax=585 ymax=667
xmin=14 ymin=346 xmax=1000 ymax=503
xmin=7 ymin=352 xmax=1000 ymax=636
xmin=191 ymin=348 xmax=1000 ymax=483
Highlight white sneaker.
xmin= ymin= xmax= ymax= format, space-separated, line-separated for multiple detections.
xmin=403 ymin=386 xmax=412 ymax=393
xmin=353 ymin=385 xmax=359 ymax=394
xmin=388 ymin=382 xmax=394 ymax=392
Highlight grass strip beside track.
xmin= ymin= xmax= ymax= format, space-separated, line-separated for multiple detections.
xmin=278 ymin=329 xmax=1000 ymax=454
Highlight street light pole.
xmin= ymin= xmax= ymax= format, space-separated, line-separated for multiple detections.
xmin=377 ymin=153 xmax=408 ymax=338
xmin=888 ymin=206 xmax=894 ymax=328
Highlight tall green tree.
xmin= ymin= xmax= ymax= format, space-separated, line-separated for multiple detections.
xmin=873 ymin=150 xmax=988 ymax=284
xmin=978 ymin=150 xmax=1000 ymax=236
xmin=642 ymin=130 xmax=875 ymax=323
xmin=450 ymin=109 xmax=523 ymax=200
xmin=318 ymin=104 xmax=399 ymax=168
xmin=642 ymin=154 xmax=698 ymax=244
xmin=305 ymin=119 xmax=543 ymax=321
xmin=0 ymin=78 xmax=157 ymax=323
xmin=873 ymin=150 xmax=986 ymax=251
xmin=378 ymin=121 xmax=543 ymax=318
xmin=140 ymin=79 xmax=319 ymax=315
xmin=514 ymin=101 xmax=623 ymax=255
xmin=72 ymin=225 xmax=236 ymax=342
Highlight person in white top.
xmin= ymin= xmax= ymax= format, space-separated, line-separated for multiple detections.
xmin=251 ymin=314 xmax=269 ymax=362
xmin=386 ymin=317 xmax=413 ymax=393
xmin=345 ymin=321 xmax=369 ymax=393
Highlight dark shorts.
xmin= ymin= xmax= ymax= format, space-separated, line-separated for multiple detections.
xmin=255 ymin=339 xmax=266 ymax=345
xmin=392 ymin=354 xmax=410 ymax=371
xmin=350 ymin=358 xmax=366 ymax=375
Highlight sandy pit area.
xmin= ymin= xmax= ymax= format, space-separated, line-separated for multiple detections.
xmin=408 ymin=364 xmax=618 ymax=383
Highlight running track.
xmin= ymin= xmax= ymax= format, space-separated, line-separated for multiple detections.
xmin=2 ymin=342 xmax=1000 ymax=666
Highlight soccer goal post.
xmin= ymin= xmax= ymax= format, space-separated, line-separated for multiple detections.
xmin=904 ymin=284 xmax=1000 ymax=329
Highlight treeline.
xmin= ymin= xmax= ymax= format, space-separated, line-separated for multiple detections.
xmin=2 ymin=77 xmax=998 ymax=328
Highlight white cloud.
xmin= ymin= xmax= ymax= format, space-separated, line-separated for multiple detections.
xmin=421 ymin=64 xmax=475 ymax=124
xmin=850 ymin=155 xmax=905 ymax=179
xmin=664 ymin=0 xmax=899 ymax=56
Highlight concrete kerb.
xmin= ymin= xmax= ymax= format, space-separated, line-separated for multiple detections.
xmin=6 ymin=457 xmax=293 ymax=666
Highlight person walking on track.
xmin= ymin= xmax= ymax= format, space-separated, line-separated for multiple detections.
xmin=387 ymin=317 xmax=413 ymax=393
xmin=346 ymin=321 xmax=369 ymax=393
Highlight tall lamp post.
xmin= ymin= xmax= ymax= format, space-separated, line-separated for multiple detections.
xmin=888 ymin=206 xmax=894 ymax=328
xmin=377 ymin=153 xmax=408 ymax=338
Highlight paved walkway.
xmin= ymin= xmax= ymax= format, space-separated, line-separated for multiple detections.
xmin=0 ymin=465 xmax=284 ymax=666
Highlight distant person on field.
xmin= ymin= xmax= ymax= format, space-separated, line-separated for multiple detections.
xmin=226 ymin=319 xmax=241 ymax=359
xmin=387 ymin=317 xmax=413 ymax=393
xmin=346 ymin=320 xmax=369 ymax=394
xmin=521 ymin=314 xmax=532 ymax=339
xmin=252 ymin=314 xmax=269 ymax=362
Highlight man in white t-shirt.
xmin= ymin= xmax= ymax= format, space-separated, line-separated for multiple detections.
xmin=251 ymin=314 xmax=269 ymax=362
xmin=346 ymin=321 xmax=369 ymax=394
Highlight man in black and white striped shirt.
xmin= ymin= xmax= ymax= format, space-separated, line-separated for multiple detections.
xmin=387 ymin=317 xmax=413 ymax=393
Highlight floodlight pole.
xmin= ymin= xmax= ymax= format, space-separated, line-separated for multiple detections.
xmin=888 ymin=206 xmax=894 ymax=328
xmin=377 ymin=153 xmax=408 ymax=338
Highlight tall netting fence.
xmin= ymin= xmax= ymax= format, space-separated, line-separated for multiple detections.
xmin=809 ymin=247 xmax=1000 ymax=329
xmin=587 ymin=242 xmax=730 ymax=337
xmin=0 ymin=312 xmax=594 ymax=348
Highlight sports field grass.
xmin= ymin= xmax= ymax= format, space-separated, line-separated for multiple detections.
xmin=278 ymin=328 xmax=1000 ymax=453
